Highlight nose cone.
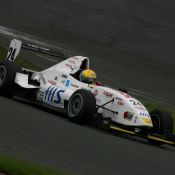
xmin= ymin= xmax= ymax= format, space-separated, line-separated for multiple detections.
xmin=132 ymin=110 xmax=153 ymax=127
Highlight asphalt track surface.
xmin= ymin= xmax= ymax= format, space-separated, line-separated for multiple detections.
xmin=0 ymin=0 xmax=175 ymax=175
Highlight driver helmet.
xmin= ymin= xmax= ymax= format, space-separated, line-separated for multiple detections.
xmin=79 ymin=69 xmax=97 ymax=84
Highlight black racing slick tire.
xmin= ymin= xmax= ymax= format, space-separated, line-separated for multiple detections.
xmin=67 ymin=89 xmax=97 ymax=124
xmin=0 ymin=61 xmax=22 ymax=97
xmin=148 ymin=109 xmax=173 ymax=145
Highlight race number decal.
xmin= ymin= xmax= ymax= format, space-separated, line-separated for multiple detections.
xmin=130 ymin=99 xmax=143 ymax=107
xmin=6 ymin=39 xmax=22 ymax=62
xmin=7 ymin=47 xmax=17 ymax=61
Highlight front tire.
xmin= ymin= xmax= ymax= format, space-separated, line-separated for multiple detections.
xmin=0 ymin=61 xmax=22 ymax=97
xmin=148 ymin=109 xmax=173 ymax=145
xmin=67 ymin=89 xmax=97 ymax=124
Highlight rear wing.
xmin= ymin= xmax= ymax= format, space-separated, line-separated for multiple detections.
xmin=6 ymin=39 xmax=67 ymax=62
xmin=5 ymin=38 xmax=90 ymax=75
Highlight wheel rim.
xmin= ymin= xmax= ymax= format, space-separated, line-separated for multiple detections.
xmin=68 ymin=94 xmax=83 ymax=117
xmin=0 ymin=66 xmax=6 ymax=86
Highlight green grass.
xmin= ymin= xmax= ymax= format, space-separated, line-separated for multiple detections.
xmin=0 ymin=155 xmax=65 ymax=175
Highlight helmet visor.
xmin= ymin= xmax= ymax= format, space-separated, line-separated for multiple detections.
xmin=84 ymin=77 xmax=96 ymax=84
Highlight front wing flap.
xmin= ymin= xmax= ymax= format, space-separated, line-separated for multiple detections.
xmin=110 ymin=125 xmax=175 ymax=146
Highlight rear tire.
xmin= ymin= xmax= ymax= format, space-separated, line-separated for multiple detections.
xmin=148 ymin=109 xmax=173 ymax=145
xmin=67 ymin=89 xmax=96 ymax=124
xmin=0 ymin=61 xmax=22 ymax=97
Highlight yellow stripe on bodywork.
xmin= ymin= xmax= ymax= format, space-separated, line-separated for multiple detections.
xmin=110 ymin=125 xmax=135 ymax=135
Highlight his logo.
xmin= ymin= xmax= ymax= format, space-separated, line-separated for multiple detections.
xmin=44 ymin=86 xmax=65 ymax=105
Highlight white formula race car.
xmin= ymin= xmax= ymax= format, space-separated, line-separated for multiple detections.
xmin=0 ymin=39 xmax=174 ymax=146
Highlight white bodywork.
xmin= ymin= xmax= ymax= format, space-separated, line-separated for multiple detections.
xmin=15 ymin=56 xmax=153 ymax=128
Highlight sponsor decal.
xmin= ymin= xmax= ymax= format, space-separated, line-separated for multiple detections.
xmin=62 ymin=79 xmax=66 ymax=84
xmin=48 ymin=80 xmax=57 ymax=86
xmin=44 ymin=86 xmax=65 ymax=106
xmin=94 ymin=90 xmax=98 ymax=96
xmin=130 ymin=99 xmax=143 ymax=107
xmin=61 ymin=74 xmax=67 ymax=79
xmin=69 ymin=60 xmax=76 ymax=64
xmin=135 ymin=106 xmax=146 ymax=111
xmin=117 ymin=101 xmax=124 ymax=106
xmin=71 ymin=83 xmax=79 ymax=88
xmin=65 ymin=63 xmax=72 ymax=68
xmin=134 ymin=116 xmax=138 ymax=123
xmin=115 ymin=97 xmax=123 ymax=101
xmin=72 ymin=56 xmax=79 ymax=60
xmin=123 ymin=111 xmax=134 ymax=121
xmin=119 ymin=92 xmax=132 ymax=98
xmin=141 ymin=117 xmax=152 ymax=125
xmin=103 ymin=91 xmax=113 ymax=98
xmin=140 ymin=112 xmax=149 ymax=117
xmin=65 ymin=80 xmax=71 ymax=87
xmin=54 ymin=76 xmax=58 ymax=81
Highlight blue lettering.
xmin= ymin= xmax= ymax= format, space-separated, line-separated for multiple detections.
xmin=48 ymin=87 xmax=55 ymax=102
xmin=44 ymin=87 xmax=65 ymax=105
xmin=51 ymin=88 xmax=57 ymax=102
xmin=44 ymin=86 xmax=52 ymax=101
xmin=54 ymin=90 xmax=65 ymax=104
